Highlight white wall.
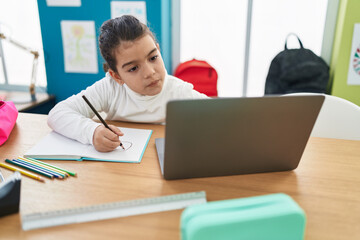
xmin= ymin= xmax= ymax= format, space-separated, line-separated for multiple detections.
xmin=180 ymin=0 xmax=328 ymax=97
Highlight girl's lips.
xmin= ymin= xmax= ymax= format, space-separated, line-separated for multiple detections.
xmin=147 ymin=80 xmax=160 ymax=87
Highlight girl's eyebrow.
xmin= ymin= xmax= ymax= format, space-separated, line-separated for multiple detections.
xmin=147 ymin=48 xmax=157 ymax=57
xmin=122 ymin=48 xmax=158 ymax=69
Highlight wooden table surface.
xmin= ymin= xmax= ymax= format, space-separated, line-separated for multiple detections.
xmin=0 ymin=113 xmax=359 ymax=239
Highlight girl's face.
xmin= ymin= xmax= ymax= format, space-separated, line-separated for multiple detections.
xmin=109 ymin=34 xmax=166 ymax=96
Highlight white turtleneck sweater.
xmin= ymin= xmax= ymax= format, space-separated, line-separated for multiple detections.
xmin=47 ymin=73 xmax=208 ymax=145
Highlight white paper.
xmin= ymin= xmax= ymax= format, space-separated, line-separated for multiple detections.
xmin=46 ymin=0 xmax=81 ymax=7
xmin=24 ymin=127 xmax=152 ymax=163
xmin=111 ymin=1 xmax=147 ymax=24
xmin=60 ymin=21 xmax=98 ymax=74
xmin=347 ymin=23 xmax=360 ymax=85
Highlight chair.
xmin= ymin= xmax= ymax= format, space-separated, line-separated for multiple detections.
xmin=284 ymin=93 xmax=360 ymax=140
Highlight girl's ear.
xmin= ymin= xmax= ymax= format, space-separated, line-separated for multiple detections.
xmin=109 ymin=69 xmax=124 ymax=85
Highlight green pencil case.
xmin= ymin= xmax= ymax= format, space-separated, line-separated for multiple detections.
xmin=180 ymin=193 xmax=306 ymax=240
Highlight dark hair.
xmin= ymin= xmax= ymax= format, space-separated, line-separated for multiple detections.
xmin=99 ymin=15 xmax=156 ymax=73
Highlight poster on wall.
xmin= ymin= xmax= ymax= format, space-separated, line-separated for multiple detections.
xmin=347 ymin=23 xmax=360 ymax=85
xmin=60 ymin=20 xmax=98 ymax=74
xmin=111 ymin=1 xmax=147 ymax=24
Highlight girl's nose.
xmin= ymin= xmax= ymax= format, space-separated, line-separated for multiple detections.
xmin=143 ymin=63 xmax=156 ymax=79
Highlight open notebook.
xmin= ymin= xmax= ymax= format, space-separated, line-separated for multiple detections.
xmin=24 ymin=127 xmax=152 ymax=163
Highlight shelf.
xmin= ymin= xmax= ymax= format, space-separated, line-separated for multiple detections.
xmin=0 ymin=91 xmax=55 ymax=113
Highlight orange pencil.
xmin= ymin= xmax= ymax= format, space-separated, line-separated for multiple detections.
xmin=0 ymin=162 xmax=45 ymax=182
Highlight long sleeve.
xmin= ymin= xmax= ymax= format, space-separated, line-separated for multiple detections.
xmin=47 ymin=77 xmax=113 ymax=145
xmin=47 ymin=73 xmax=208 ymax=146
xmin=168 ymin=75 xmax=209 ymax=99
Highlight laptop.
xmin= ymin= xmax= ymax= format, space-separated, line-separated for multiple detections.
xmin=155 ymin=95 xmax=324 ymax=180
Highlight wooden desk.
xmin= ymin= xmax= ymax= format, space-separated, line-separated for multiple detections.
xmin=1 ymin=113 xmax=359 ymax=239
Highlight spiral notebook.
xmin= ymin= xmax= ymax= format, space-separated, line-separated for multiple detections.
xmin=24 ymin=127 xmax=152 ymax=163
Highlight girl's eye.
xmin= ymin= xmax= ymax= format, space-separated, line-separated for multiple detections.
xmin=150 ymin=55 xmax=158 ymax=61
xmin=128 ymin=66 xmax=138 ymax=72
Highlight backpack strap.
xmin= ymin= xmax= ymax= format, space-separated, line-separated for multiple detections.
xmin=284 ymin=33 xmax=304 ymax=50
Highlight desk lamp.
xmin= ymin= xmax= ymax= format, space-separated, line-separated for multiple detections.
xmin=0 ymin=32 xmax=39 ymax=102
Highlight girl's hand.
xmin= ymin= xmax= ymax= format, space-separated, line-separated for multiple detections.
xmin=93 ymin=125 xmax=124 ymax=152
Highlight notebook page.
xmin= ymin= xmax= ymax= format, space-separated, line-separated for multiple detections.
xmin=24 ymin=131 xmax=88 ymax=159
xmin=82 ymin=127 xmax=152 ymax=162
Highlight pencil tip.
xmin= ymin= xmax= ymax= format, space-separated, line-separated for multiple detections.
xmin=120 ymin=143 xmax=125 ymax=150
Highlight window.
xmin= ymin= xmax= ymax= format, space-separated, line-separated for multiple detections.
xmin=248 ymin=0 xmax=328 ymax=96
xmin=0 ymin=0 xmax=47 ymax=89
xmin=180 ymin=0 xmax=328 ymax=97
xmin=180 ymin=0 xmax=248 ymax=96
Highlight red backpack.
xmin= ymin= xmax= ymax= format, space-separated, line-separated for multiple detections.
xmin=174 ymin=59 xmax=218 ymax=97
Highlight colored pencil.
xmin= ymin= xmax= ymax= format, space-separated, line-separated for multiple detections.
xmin=18 ymin=157 xmax=68 ymax=178
xmin=13 ymin=159 xmax=64 ymax=179
xmin=0 ymin=162 xmax=45 ymax=182
xmin=5 ymin=159 xmax=54 ymax=179
xmin=23 ymin=157 xmax=77 ymax=177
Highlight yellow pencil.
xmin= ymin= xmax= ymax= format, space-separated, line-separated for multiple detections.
xmin=18 ymin=157 xmax=69 ymax=178
xmin=23 ymin=157 xmax=77 ymax=177
xmin=0 ymin=162 xmax=45 ymax=182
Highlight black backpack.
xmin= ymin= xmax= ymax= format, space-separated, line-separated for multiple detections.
xmin=265 ymin=33 xmax=329 ymax=94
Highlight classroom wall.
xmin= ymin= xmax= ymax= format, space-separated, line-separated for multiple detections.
xmin=329 ymin=0 xmax=360 ymax=105
xmin=37 ymin=0 xmax=171 ymax=103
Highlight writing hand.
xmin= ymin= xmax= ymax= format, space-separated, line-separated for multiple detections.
xmin=93 ymin=125 xmax=124 ymax=152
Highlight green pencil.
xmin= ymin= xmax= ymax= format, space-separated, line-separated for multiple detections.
xmin=23 ymin=157 xmax=77 ymax=177
xmin=15 ymin=158 xmax=66 ymax=179
xmin=5 ymin=159 xmax=54 ymax=179
xmin=18 ymin=157 xmax=68 ymax=178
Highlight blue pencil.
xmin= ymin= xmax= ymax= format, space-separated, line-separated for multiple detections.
xmin=14 ymin=158 xmax=65 ymax=179
xmin=5 ymin=159 xmax=54 ymax=179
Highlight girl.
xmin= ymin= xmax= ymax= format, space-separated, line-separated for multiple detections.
xmin=47 ymin=15 xmax=208 ymax=152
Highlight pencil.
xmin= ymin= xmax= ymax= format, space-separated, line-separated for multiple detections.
xmin=82 ymin=95 xmax=125 ymax=150
xmin=0 ymin=162 xmax=45 ymax=182
xmin=13 ymin=159 xmax=65 ymax=179
xmin=5 ymin=159 xmax=54 ymax=179
xmin=23 ymin=157 xmax=77 ymax=177
xmin=18 ymin=157 xmax=69 ymax=178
